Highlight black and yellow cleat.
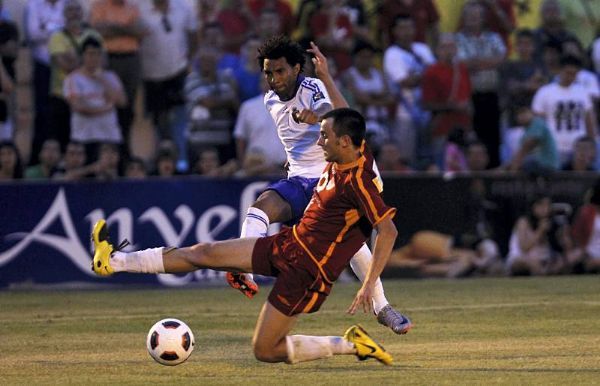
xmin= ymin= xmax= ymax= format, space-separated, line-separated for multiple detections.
xmin=344 ymin=324 xmax=393 ymax=365
xmin=91 ymin=219 xmax=115 ymax=276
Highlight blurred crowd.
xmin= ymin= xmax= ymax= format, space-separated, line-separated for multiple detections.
xmin=386 ymin=179 xmax=600 ymax=277
xmin=0 ymin=0 xmax=599 ymax=182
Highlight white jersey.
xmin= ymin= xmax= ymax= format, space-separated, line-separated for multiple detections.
xmin=532 ymin=82 xmax=593 ymax=155
xmin=264 ymin=76 xmax=332 ymax=178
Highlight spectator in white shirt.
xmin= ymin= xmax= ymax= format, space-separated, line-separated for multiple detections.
xmin=383 ymin=15 xmax=435 ymax=164
xmin=63 ymin=36 xmax=126 ymax=160
xmin=532 ymin=55 xmax=596 ymax=164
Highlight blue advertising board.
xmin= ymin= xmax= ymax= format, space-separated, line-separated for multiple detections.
xmin=0 ymin=178 xmax=273 ymax=288
xmin=1 ymin=174 xmax=596 ymax=288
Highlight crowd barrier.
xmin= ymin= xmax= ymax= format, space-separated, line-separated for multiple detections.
xmin=1 ymin=173 xmax=597 ymax=288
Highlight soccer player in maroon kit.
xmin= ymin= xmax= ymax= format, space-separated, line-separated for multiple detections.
xmin=92 ymin=107 xmax=401 ymax=365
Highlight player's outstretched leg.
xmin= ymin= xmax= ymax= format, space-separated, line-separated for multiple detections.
xmin=350 ymin=244 xmax=413 ymax=335
xmin=91 ymin=219 xmax=256 ymax=275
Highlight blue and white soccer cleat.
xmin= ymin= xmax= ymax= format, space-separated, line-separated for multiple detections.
xmin=377 ymin=305 xmax=413 ymax=335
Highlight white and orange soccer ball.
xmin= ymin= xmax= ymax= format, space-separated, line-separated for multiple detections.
xmin=146 ymin=318 xmax=195 ymax=366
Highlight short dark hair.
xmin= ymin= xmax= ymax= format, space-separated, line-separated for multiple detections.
xmin=321 ymin=108 xmax=366 ymax=147
xmin=258 ymin=35 xmax=305 ymax=72
xmin=81 ymin=36 xmax=102 ymax=53
xmin=560 ymin=54 xmax=583 ymax=68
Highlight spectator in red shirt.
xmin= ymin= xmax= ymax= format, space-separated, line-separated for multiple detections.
xmin=377 ymin=0 xmax=440 ymax=48
xmin=422 ymin=33 xmax=472 ymax=166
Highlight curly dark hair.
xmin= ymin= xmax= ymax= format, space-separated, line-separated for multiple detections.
xmin=257 ymin=35 xmax=305 ymax=73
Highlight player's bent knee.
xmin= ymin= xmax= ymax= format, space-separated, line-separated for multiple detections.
xmin=252 ymin=342 xmax=281 ymax=363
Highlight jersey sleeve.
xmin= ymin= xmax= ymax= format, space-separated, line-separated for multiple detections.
xmin=350 ymin=165 xmax=396 ymax=226
xmin=305 ymin=78 xmax=332 ymax=114
xmin=581 ymin=87 xmax=594 ymax=111
xmin=531 ymin=87 xmax=546 ymax=115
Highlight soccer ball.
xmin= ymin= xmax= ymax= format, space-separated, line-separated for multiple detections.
xmin=146 ymin=318 xmax=195 ymax=366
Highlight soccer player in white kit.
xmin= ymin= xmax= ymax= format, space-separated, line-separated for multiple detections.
xmin=227 ymin=35 xmax=411 ymax=334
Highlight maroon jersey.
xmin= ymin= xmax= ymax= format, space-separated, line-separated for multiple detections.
xmin=293 ymin=144 xmax=396 ymax=283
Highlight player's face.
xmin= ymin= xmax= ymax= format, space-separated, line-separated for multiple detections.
xmin=318 ymin=118 xmax=342 ymax=162
xmin=263 ymin=57 xmax=300 ymax=100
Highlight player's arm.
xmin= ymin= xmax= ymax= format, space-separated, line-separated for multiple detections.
xmin=294 ymin=42 xmax=346 ymax=124
xmin=507 ymin=137 xmax=540 ymax=171
xmin=348 ymin=215 xmax=397 ymax=315
xmin=307 ymin=41 xmax=349 ymax=109
xmin=346 ymin=162 xmax=396 ymax=314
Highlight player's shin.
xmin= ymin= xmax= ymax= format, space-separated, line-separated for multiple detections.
xmin=111 ymin=247 xmax=165 ymax=273
xmin=350 ymin=244 xmax=389 ymax=314
xmin=239 ymin=207 xmax=270 ymax=283
xmin=285 ymin=335 xmax=355 ymax=364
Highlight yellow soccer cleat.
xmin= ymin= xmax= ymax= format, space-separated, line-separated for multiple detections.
xmin=91 ymin=219 xmax=115 ymax=276
xmin=344 ymin=324 xmax=393 ymax=365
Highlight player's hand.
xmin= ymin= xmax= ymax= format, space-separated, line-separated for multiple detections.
xmin=293 ymin=108 xmax=320 ymax=125
xmin=347 ymin=283 xmax=374 ymax=315
xmin=307 ymin=41 xmax=330 ymax=81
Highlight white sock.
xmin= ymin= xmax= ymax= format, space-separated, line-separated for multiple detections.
xmin=350 ymin=243 xmax=389 ymax=314
xmin=241 ymin=207 xmax=270 ymax=238
xmin=285 ymin=335 xmax=355 ymax=364
xmin=239 ymin=207 xmax=270 ymax=281
xmin=111 ymin=247 xmax=165 ymax=273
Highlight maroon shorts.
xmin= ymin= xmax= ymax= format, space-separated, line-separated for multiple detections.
xmin=252 ymin=227 xmax=332 ymax=316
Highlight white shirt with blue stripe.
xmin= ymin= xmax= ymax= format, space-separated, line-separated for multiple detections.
xmin=264 ymin=76 xmax=332 ymax=178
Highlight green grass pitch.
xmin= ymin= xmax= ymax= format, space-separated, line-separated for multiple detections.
xmin=1 ymin=276 xmax=599 ymax=385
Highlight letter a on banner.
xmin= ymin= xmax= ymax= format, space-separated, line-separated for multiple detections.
xmin=0 ymin=188 xmax=94 ymax=275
